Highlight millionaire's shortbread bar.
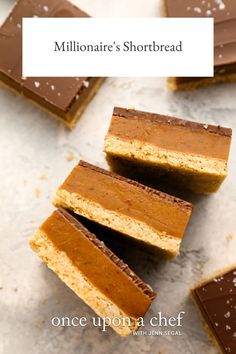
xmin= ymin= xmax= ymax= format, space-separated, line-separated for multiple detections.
xmin=104 ymin=107 xmax=232 ymax=194
xmin=0 ymin=0 xmax=104 ymax=128
xmin=29 ymin=208 xmax=156 ymax=336
xmin=163 ymin=0 xmax=236 ymax=89
xmin=192 ymin=266 xmax=236 ymax=354
xmin=52 ymin=160 xmax=193 ymax=257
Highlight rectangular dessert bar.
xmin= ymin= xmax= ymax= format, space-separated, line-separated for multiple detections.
xmin=52 ymin=160 xmax=193 ymax=257
xmin=164 ymin=0 xmax=236 ymax=89
xmin=192 ymin=266 xmax=236 ymax=354
xmin=104 ymin=107 xmax=232 ymax=194
xmin=29 ymin=208 xmax=156 ymax=336
xmin=0 ymin=0 xmax=104 ymax=128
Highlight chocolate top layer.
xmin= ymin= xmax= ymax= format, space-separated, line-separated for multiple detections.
xmin=0 ymin=0 xmax=89 ymax=112
xmin=193 ymin=267 xmax=236 ymax=354
xmin=41 ymin=208 xmax=155 ymax=318
xmin=59 ymin=161 xmax=192 ymax=239
xmin=165 ymin=0 xmax=236 ymax=67
xmin=111 ymin=107 xmax=232 ymax=160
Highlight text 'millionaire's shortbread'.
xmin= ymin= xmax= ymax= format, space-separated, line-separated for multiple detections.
xmin=29 ymin=209 xmax=156 ymax=336
xmin=52 ymin=161 xmax=193 ymax=257
xmin=104 ymin=107 xmax=232 ymax=194
xmin=164 ymin=0 xmax=236 ymax=89
xmin=0 ymin=0 xmax=104 ymax=128
xmin=192 ymin=266 xmax=236 ymax=354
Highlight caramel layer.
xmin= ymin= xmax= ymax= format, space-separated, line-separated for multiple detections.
xmin=59 ymin=161 xmax=192 ymax=239
xmin=41 ymin=209 xmax=155 ymax=318
xmin=109 ymin=107 xmax=232 ymax=161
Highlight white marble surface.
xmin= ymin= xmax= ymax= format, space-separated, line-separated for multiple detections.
xmin=0 ymin=1 xmax=236 ymax=354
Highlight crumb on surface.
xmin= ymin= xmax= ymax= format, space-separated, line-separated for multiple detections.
xmin=66 ymin=152 xmax=75 ymax=162
xmin=226 ymin=233 xmax=233 ymax=241
xmin=35 ymin=319 xmax=46 ymax=329
xmin=35 ymin=188 xmax=41 ymax=198
xmin=40 ymin=175 xmax=48 ymax=181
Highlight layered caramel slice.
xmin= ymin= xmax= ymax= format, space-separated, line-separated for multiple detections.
xmin=52 ymin=161 xmax=192 ymax=257
xmin=0 ymin=0 xmax=104 ymax=128
xmin=104 ymin=107 xmax=232 ymax=194
xmin=192 ymin=266 xmax=236 ymax=354
xmin=29 ymin=208 xmax=156 ymax=336
xmin=163 ymin=0 xmax=236 ymax=90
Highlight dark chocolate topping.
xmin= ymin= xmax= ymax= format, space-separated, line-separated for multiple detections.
xmin=193 ymin=267 xmax=236 ymax=354
xmin=165 ymin=0 xmax=236 ymax=67
xmin=57 ymin=208 xmax=156 ymax=300
xmin=0 ymin=0 xmax=90 ymax=112
xmin=113 ymin=107 xmax=232 ymax=138
xmin=79 ymin=160 xmax=193 ymax=211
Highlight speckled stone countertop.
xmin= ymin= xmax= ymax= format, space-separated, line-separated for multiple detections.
xmin=0 ymin=1 xmax=236 ymax=354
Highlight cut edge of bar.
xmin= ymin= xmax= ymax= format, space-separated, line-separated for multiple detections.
xmin=52 ymin=191 xmax=183 ymax=257
xmin=104 ymin=134 xmax=228 ymax=177
xmin=112 ymin=107 xmax=232 ymax=137
xmin=56 ymin=208 xmax=156 ymax=300
xmin=77 ymin=160 xmax=193 ymax=212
